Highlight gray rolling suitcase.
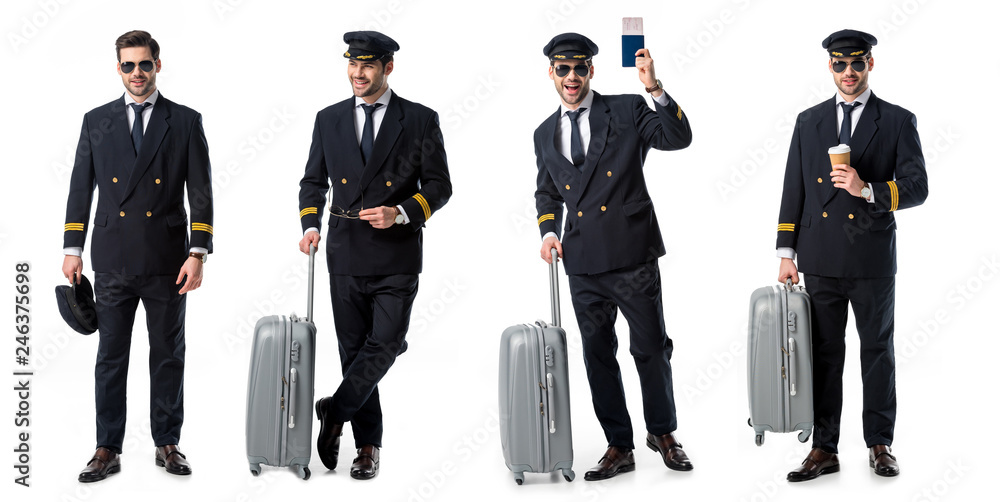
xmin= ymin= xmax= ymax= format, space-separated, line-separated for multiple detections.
xmin=499 ymin=248 xmax=575 ymax=485
xmin=747 ymin=279 xmax=814 ymax=446
xmin=246 ymin=246 xmax=318 ymax=479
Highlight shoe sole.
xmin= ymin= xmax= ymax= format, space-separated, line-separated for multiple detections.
xmin=583 ymin=462 xmax=635 ymax=481
xmin=787 ymin=463 xmax=840 ymax=482
xmin=315 ymin=399 xmax=338 ymax=470
xmin=155 ymin=458 xmax=192 ymax=475
xmin=78 ymin=463 xmax=120 ymax=483
xmin=646 ymin=439 xmax=694 ymax=471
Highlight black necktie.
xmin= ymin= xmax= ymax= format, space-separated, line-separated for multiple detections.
xmin=567 ymin=108 xmax=587 ymax=168
xmin=130 ymin=102 xmax=150 ymax=154
xmin=360 ymin=103 xmax=383 ymax=164
xmin=839 ymin=101 xmax=860 ymax=145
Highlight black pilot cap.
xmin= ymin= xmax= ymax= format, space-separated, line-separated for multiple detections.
xmin=55 ymin=275 xmax=98 ymax=335
xmin=544 ymin=32 xmax=599 ymax=61
xmin=343 ymin=31 xmax=399 ymax=61
xmin=822 ymin=29 xmax=877 ymax=58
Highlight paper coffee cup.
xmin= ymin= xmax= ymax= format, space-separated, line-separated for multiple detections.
xmin=828 ymin=144 xmax=851 ymax=168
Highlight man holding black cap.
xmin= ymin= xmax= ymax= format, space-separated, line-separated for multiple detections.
xmin=776 ymin=29 xmax=928 ymax=481
xmin=299 ymin=30 xmax=451 ymax=480
xmin=533 ymin=32 xmax=694 ymax=480
xmin=61 ymin=30 xmax=213 ymax=482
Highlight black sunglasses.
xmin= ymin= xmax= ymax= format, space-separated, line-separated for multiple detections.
xmin=330 ymin=205 xmax=362 ymax=219
xmin=831 ymin=59 xmax=868 ymax=73
xmin=120 ymin=60 xmax=155 ymax=73
xmin=553 ymin=63 xmax=590 ymax=78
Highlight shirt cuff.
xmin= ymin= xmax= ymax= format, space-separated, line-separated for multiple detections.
xmin=63 ymin=247 xmax=83 ymax=257
xmin=653 ymin=91 xmax=671 ymax=107
xmin=396 ymin=205 xmax=410 ymax=225
xmin=304 ymin=227 xmax=319 ymax=236
xmin=542 ymin=231 xmax=558 ymax=242
xmin=190 ymin=247 xmax=208 ymax=255
xmin=776 ymin=247 xmax=796 ymax=260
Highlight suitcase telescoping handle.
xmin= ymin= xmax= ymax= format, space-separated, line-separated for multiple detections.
xmin=549 ymin=247 xmax=561 ymax=327
xmin=307 ymin=244 xmax=316 ymax=322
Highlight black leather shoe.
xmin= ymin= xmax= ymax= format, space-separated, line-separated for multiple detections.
xmin=155 ymin=445 xmax=192 ymax=475
xmin=315 ymin=397 xmax=343 ymax=470
xmin=787 ymin=448 xmax=840 ymax=482
xmin=870 ymin=445 xmax=899 ymax=477
xmin=584 ymin=446 xmax=635 ymax=481
xmin=78 ymin=447 xmax=120 ymax=483
xmin=350 ymin=445 xmax=380 ymax=480
xmin=646 ymin=432 xmax=693 ymax=471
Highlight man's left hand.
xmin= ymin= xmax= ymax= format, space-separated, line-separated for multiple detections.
xmin=176 ymin=256 xmax=204 ymax=294
xmin=635 ymin=48 xmax=662 ymax=98
xmin=359 ymin=206 xmax=397 ymax=229
xmin=831 ymin=164 xmax=866 ymax=197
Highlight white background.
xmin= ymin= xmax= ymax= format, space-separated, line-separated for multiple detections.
xmin=1 ymin=0 xmax=997 ymax=500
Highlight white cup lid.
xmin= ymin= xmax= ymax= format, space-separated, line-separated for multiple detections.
xmin=828 ymin=144 xmax=851 ymax=154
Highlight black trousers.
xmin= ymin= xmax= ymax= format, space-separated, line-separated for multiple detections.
xmin=567 ymin=260 xmax=677 ymax=450
xmin=93 ymin=272 xmax=186 ymax=453
xmin=805 ymin=274 xmax=896 ymax=453
xmin=326 ymin=273 xmax=418 ymax=448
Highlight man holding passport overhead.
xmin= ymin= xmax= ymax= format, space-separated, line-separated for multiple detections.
xmin=533 ymin=29 xmax=694 ymax=480
xmin=775 ymin=29 xmax=928 ymax=481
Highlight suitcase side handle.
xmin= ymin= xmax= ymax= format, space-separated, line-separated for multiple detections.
xmin=288 ymin=368 xmax=298 ymax=428
xmin=787 ymin=337 xmax=797 ymax=396
xmin=306 ymin=245 xmax=316 ymax=322
xmin=549 ymin=247 xmax=561 ymax=328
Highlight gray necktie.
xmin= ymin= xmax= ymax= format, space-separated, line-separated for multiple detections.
xmin=130 ymin=102 xmax=150 ymax=153
xmin=839 ymin=101 xmax=860 ymax=145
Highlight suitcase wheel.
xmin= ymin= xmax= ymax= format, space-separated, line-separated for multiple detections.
xmin=298 ymin=466 xmax=311 ymax=480
xmin=755 ymin=433 xmax=764 ymax=447
xmin=562 ymin=468 xmax=575 ymax=482
xmin=249 ymin=463 xmax=261 ymax=476
xmin=513 ymin=472 xmax=524 ymax=485
xmin=798 ymin=430 xmax=811 ymax=443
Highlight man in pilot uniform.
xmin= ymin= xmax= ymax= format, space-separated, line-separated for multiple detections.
xmin=62 ymin=30 xmax=213 ymax=482
xmin=299 ymin=31 xmax=452 ymax=480
xmin=534 ymin=33 xmax=694 ymax=480
xmin=777 ymin=29 xmax=928 ymax=481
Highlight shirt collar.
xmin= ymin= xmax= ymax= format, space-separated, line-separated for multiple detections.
xmin=355 ymin=87 xmax=393 ymax=109
xmin=560 ymin=89 xmax=594 ymax=116
xmin=124 ymin=89 xmax=159 ymax=108
xmin=836 ymin=87 xmax=872 ymax=107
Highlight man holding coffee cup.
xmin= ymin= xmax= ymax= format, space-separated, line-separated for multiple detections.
xmin=775 ymin=29 xmax=928 ymax=481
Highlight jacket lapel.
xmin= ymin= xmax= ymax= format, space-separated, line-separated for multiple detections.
xmin=849 ymin=92 xmax=880 ymax=172
xmin=351 ymin=95 xmax=403 ymax=207
xmin=107 ymin=98 xmax=137 ymax=201
xmin=576 ymin=92 xmax=610 ymax=200
xmin=814 ymin=97 xmax=841 ymax=206
xmin=122 ymin=95 xmax=170 ymax=202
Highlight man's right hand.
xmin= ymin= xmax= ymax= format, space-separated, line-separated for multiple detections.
xmin=63 ymin=255 xmax=83 ymax=284
xmin=299 ymin=231 xmax=321 ymax=255
xmin=778 ymin=257 xmax=799 ymax=285
xmin=540 ymin=236 xmax=563 ymax=264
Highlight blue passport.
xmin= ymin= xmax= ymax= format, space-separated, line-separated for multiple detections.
xmin=622 ymin=17 xmax=644 ymax=67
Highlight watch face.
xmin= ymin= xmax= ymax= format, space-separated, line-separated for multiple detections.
xmin=395 ymin=214 xmax=405 ymax=224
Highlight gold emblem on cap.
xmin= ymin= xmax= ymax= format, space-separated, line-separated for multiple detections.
xmin=553 ymin=55 xmax=566 ymax=59
xmin=573 ymin=55 xmax=586 ymax=58
xmin=357 ymin=54 xmax=374 ymax=59
xmin=832 ymin=51 xmax=843 ymax=56
xmin=344 ymin=51 xmax=350 ymax=57
xmin=850 ymin=50 xmax=864 ymax=56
